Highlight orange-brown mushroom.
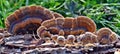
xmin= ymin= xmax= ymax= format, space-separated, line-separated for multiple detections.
xmin=57 ymin=36 xmax=66 ymax=46
xmin=96 ymin=27 xmax=118 ymax=44
xmin=37 ymin=26 xmax=51 ymax=38
xmin=5 ymin=6 xmax=64 ymax=34
xmin=66 ymin=35 xmax=75 ymax=44
xmin=77 ymin=32 xmax=98 ymax=45
xmin=37 ymin=16 xmax=96 ymax=38
xmin=75 ymin=16 xmax=96 ymax=34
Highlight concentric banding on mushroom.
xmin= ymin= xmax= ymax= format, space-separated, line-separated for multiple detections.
xmin=73 ymin=16 xmax=96 ymax=35
xmin=37 ymin=26 xmax=51 ymax=38
xmin=41 ymin=19 xmax=61 ymax=35
xmin=77 ymin=32 xmax=98 ymax=45
xmin=38 ymin=18 xmax=74 ymax=38
xmin=96 ymin=28 xmax=118 ymax=44
xmin=37 ymin=16 xmax=96 ymax=38
xmin=110 ymin=32 xmax=118 ymax=43
xmin=5 ymin=6 xmax=57 ymax=34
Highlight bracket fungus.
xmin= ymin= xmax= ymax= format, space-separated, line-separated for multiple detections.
xmin=5 ymin=6 xmax=63 ymax=34
xmin=66 ymin=35 xmax=76 ymax=44
xmin=37 ymin=16 xmax=96 ymax=38
xmin=57 ymin=36 xmax=66 ymax=46
xmin=96 ymin=28 xmax=118 ymax=44
xmin=1 ymin=5 xmax=120 ymax=54
xmin=77 ymin=32 xmax=98 ymax=45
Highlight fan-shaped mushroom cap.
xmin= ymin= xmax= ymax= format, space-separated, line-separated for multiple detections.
xmin=75 ymin=16 xmax=96 ymax=34
xmin=77 ymin=32 xmax=98 ymax=45
xmin=66 ymin=35 xmax=75 ymax=44
xmin=37 ymin=16 xmax=96 ymax=38
xmin=110 ymin=32 xmax=118 ymax=43
xmin=5 ymin=6 xmax=64 ymax=34
xmin=96 ymin=27 xmax=118 ymax=44
xmin=37 ymin=26 xmax=51 ymax=38
xmin=58 ymin=30 xmax=65 ymax=36
xmin=57 ymin=36 xmax=66 ymax=46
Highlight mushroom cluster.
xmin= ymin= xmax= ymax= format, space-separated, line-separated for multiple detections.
xmin=0 ymin=6 xmax=119 ymax=53
xmin=37 ymin=16 xmax=96 ymax=38
xmin=5 ymin=6 xmax=63 ymax=34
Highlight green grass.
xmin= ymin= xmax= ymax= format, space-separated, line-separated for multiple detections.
xmin=0 ymin=0 xmax=120 ymax=35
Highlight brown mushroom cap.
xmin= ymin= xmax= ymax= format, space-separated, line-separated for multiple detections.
xmin=110 ymin=32 xmax=118 ymax=43
xmin=60 ymin=18 xmax=73 ymax=36
xmin=5 ymin=6 xmax=64 ymax=34
xmin=37 ymin=26 xmax=51 ymax=38
xmin=57 ymin=36 xmax=66 ymax=46
xmin=75 ymin=16 xmax=96 ymax=34
xmin=66 ymin=35 xmax=75 ymax=44
xmin=77 ymin=32 xmax=98 ymax=45
xmin=37 ymin=16 xmax=96 ymax=38
xmin=96 ymin=27 xmax=118 ymax=44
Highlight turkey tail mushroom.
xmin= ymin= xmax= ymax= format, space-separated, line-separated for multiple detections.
xmin=75 ymin=16 xmax=96 ymax=34
xmin=77 ymin=32 xmax=98 ymax=45
xmin=37 ymin=18 xmax=64 ymax=38
xmin=66 ymin=35 xmax=75 ymax=44
xmin=5 ymin=6 xmax=64 ymax=34
xmin=37 ymin=26 xmax=51 ymax=38
xmin=62 ymin=18 xmax=73 ymax=36
xmin=70 ymin=16 xmax=96 ymax=35
xmin=57 ymin=36 xmax=66 ymax=46
xmin=96 ymin=27 xmax=118 ymax=44
xmin=110 ymin=32 xmax=118 ymax=43
xmin=37 ymin=16 xmax=96 ymax=38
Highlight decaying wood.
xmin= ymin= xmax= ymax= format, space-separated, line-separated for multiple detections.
xmin=0 ymin=33 xmax=119 ymax=54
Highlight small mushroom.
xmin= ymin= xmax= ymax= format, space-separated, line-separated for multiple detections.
xmin=57 ymin=36 xmax=65 ymax=46
xmin=77 ymin=32 xmax=98 ymax=45
xmin=110 ymin=32 xmax=118 ymax=43
xmin=37 ymin=26 xmax=51 ymax=38
xmin=66 ymin=35 xmax=75 ymax=44
xmin=65 ymin=35 xmax=76 ymax=48
xmin=96 ymin=27 xmax=118 ymax=44
xmin=59 ymin=30 xmax=65 ymax=36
